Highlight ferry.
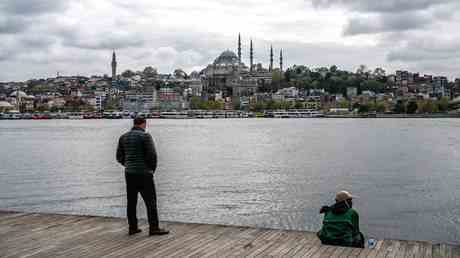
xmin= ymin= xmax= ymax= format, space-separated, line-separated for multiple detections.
xmin=225 ymin=111 xmax=240 ymax=118
xmin=194 ymin=111 xmax=214 ymax=119
xmin=67 ymin=112 xmax=84 ymax=119
xmin=214 ymin=111 xmax=226 ymax=118
xmin=122 ymin=111 xmax=133 ymax=119
xmin=111 ymin=112 xmax=123 ymax=119
xmin=150 ymin=112 xmax=161 ymax=118
xmin=273 ymin=110 xmax=290 ymax=118
xmin=160 ymin=111 xmax=189 ymax=119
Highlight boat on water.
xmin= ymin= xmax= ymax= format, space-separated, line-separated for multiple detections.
xmin=67 ymin=112 xmax=84 ymax=119
xmin=269 ymin=109 xmax=325 ymax=118
xmin=150 ymin=112 xmax=161 ymax=118
xmin=193 ymin=110 xmax=214 ymax=119
xmin=111 ymin=112 xmax=123 ymax=119
xmin=225 ymin=111 xmax=239 ymax=118
xmin=273 ymin=110 xmax=290 ymax=118
xmin=214 ymin=111 xmax=226 ymax=118
xmin=160 ymin=111 xmax=189 ymax=119
xmin=122 ymin=111 xmax=133 ymax=119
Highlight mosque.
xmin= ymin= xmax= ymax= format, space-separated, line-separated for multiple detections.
xmin=202 ymin=34 xmax=284 ymax=98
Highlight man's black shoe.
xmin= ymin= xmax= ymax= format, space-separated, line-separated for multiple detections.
xmin=149 ymin=228 xmax=169 ymax=236
xmin=129 ymin=228 xmax=142 ymax=235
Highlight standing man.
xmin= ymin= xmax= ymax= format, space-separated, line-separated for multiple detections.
xmin=116 ymin=117 xmax=169 ymax=236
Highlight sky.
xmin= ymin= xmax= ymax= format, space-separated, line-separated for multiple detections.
xmin=1 ymin=0 xmax=460 ymax=81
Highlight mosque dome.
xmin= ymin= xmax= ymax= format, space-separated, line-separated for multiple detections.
xmin=213 ymin=50 xmax=239 ymax=65
xmin=9 ymin=91 xmax=34 ymax=99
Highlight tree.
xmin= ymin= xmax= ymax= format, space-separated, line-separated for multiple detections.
xmin=294 ymin=101 xmax=304 ymax=109
xmin=394 ymin=100 xmax=406 ymax=114
xmin=190 ymin=96 xmax=202 ymax=110
xmin=361 ymin=80 xmax=384 ymax=93
xmin=173 ymin=69 xmax=187 ymax=79
xmin=375 ymin=101 xmax=386 ymax=113
xmin=358 ymin=104 xmax=369 ymax=113
xmin=373 ymin=67 xmax=386 ymax=78
xmin=121 ymin=70 xmax=136 ymax=78
xmin=250 ymin=101 xmax=266 ymax=112
xmin=143 ymin=66 xmax=158 ymax=77
xmin=330 ymin=65 xmax=338 ymax=73
xmin=437 ymin=97 xmax=449 ymax=112
xmin=406 ymin=101 xmax=418 ymax=114
xmin=337 ymin=99 xmax=350 ymax=109
xmin=356 ymin=65 xmax=367 ymax=75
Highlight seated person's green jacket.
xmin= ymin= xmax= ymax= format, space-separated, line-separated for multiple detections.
xmin=317 ymin=201 xmax=362 ymax=247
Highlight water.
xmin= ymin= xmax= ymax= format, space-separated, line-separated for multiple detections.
xmin=0 ymin=119 xmax=459 ymax=245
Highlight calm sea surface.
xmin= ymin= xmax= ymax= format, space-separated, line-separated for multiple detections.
xmin=0 ymin=119 xmax=459 ymax=244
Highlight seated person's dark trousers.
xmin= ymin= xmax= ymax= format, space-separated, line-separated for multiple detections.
xmin=125 ymin=173 xmax=159 ymax=229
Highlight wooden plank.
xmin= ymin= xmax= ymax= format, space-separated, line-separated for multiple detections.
xmin=266 ymin=231 xmax=310 ymax=257
xmin=254 ymin=231 xmax=292 ymax=257
xmin=433 ymin=244 xmax=442 ymax=258
xmin=224 ymin=229 xmax=273 ymax=257
xmin=327 ymin=246 xmax=347 ymax=258
xmin=385 ymin=240 xmax=401 ymax=258
xmin=1 ymin=212 xmax=459 ymax=258
xmin=452 ymin=245 xmax=460 ymax=258
xmin=308 ymin=244 xmax=330 ymax=258
xmin=163 ymin=225 xmax=232 ymax=258
xmin=3 ymin=218 xmax=106 ymax=257
xmin=421 ymin=241 xmax=433 ymax=258
xmin=240 ymin=230 xmax=286 ymax=257
xmin=292 ymin=243 xmax=319 ymax=258
xmin=284 ymin=234 xmax=316 ymax=256
xmin=395 ymin=241 xmax=409 ymax=258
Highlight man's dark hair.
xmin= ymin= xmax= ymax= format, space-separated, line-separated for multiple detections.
xmin=133 ymin=117 xmax=146 ymax=126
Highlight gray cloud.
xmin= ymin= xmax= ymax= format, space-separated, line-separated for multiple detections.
xmin=312 ymin=0 xmax=458 ymax=35
xmin=1 ymin=0 xmax=69 ymax=15
xmin=343 ymin=13 xmax=432 ymax=35
xmin=388 ymin=38 xmax=460 ymax=62
xmin=0 ymin=0 xmax=70 ymax=35
xmin=311 ymin=0 xmax=450 ymax=13
xmin=0 ymin=17 xmax=29 ymax=34
xmin=1 ymin=0 xmax=460 ymax=81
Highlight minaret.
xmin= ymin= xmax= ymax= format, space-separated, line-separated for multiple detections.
xmin=279 ymin=49 xmax=283 ymax=73
xmin=250 ymin=39 xmax=254 ymax=72
xmin=238 ymin=33 xmax=242 ymax=64
xmin=269 ymin=45 xmax=274 ymax=72
xmin=111 ymin=50 xmax=117 ymax=81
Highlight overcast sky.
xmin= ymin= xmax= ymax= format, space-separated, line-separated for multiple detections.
xmin=1 ymin=0 xmax=460 ymax=81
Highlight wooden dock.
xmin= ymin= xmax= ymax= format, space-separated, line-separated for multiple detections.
xmin=0 ymin=211 xmax=459 ymax=257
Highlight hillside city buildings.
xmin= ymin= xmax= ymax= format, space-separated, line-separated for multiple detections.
xmin=1 ymin=34 xmax=460 ymax=114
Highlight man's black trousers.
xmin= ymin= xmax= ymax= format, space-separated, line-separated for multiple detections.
xmin=125 ymin=173 xmax=159 ymax=230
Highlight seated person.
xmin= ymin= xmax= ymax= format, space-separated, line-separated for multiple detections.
xmin=317 ymin=190 xmax=364 ymax=248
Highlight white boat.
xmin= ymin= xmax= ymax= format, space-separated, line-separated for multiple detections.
xmin=122 ymin=111 xmax=132 ymax=119
xmin=225 ymin=111 xmax=239 ymax=118
xmin=194 ymin=111 xmax=213 ymax=119
xmin=214 ymin=111 xmax=226 ymax=118
xmin=68 ymin=113 xmax=84 ymax=119
xmin=160 ymin=111 xmax=189 ymax=119
xmin=273 ymin=110 xmax=290 ymax=118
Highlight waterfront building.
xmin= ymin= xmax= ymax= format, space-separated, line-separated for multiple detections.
xmin=347 ymin=87 xmax=358 ymax=99
xmin=433 ymin=76 xmax=448 ymax=98
xmin=276 ymin=87 xmax=299 ymax=99
xmin=111 ymin=51 xmax=117 ymax=81
xmin=396 ymin=70 xmax=409 ymax=87
xmin=202 ymin=34 xmax=278 ymax=99
xmin=122 ymin=86 xmax=157 ymax=112
xmin=0 ymin=101 xmax=14 ymax=112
